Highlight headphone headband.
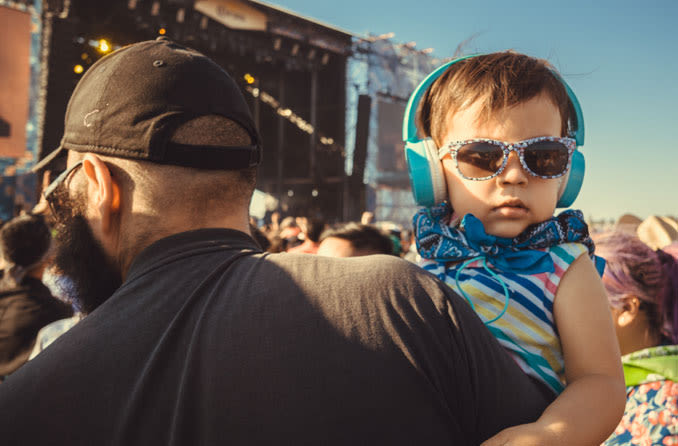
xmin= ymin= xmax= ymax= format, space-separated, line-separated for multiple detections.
xmin=402 ymin=55 xmax=476 ymax=142
xmin=402 ymin=54 xmax=585 ymax=146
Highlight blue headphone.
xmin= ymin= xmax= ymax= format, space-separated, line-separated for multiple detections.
xmin=402 ymin=55 xmax=586 ymax=208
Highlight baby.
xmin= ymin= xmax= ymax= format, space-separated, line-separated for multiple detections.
xmin=404 ymin=52 xmax=626 ymax=445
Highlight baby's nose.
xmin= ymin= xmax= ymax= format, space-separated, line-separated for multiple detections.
xmin=499 ymin=150 xmax=528 ymax=184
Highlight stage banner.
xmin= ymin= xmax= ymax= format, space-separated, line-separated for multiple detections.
xmin=0 ymin=5 xmax=32 ymax=159
xmin=195 ymin=0 xmax=267 ymax=31
xmin=0 ymin=1 xmax=43 ymax=219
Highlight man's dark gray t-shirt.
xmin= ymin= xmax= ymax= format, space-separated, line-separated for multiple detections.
xmin=0 ymin=229 xmax=551 ymax=445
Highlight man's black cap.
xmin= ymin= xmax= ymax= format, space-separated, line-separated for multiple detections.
xmin=33 ymin=37 xmax=262 ymax=172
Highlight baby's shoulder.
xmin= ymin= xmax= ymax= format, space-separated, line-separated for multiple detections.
xmin=545 ymin=242 xmax=589 ymax=265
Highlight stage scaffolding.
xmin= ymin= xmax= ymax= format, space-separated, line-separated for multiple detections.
xmin=39 ymin=0 xmax=353 ymax=220
xmin=3 ymin=0 xmax=445 ymax=223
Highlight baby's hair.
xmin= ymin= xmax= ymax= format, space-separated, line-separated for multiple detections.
xmin=417 ymin=51 xmax=576 ymax=146
xmin=594 ymin=232 xmax=678 ymax=344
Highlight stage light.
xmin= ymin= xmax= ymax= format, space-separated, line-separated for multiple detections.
xmin=80 ymin=53 xmax=88 ymax=60
xmin=311 ymin=189 xmax=319 ymax=197
xmin=158 ymin=28 xmax=167 ymax=35
xmin=98 ymin=39 xmax=111 ymax=53
xmin=74 ymin=64 xmax=84 ymax=74
xmin=244 ymin=73 xmax=255 ymax=84
xmin=287 ymin=190 xmax=294 ymax=197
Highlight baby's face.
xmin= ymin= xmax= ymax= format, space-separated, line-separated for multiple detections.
xmin=440 ymin=93 xmax=565 ymax=238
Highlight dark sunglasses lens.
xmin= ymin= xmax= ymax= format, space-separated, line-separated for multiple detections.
xmin=523 ymin=141 xmax=570 ymax=177
xmin=456 ymin=142 xmax=504 ymax=178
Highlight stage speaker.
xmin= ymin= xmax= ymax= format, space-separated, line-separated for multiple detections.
xmin=352 ymin=94 xmax=371 ymax=185
xmin=346 ymin=94 xmax=371 ymax=220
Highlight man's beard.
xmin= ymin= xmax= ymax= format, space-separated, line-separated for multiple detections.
xmin=50 ymin=187 xmax=122 ymax=314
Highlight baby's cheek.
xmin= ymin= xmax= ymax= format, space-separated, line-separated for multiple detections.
xmin=556 ymin=175 xmax=568 ymax=197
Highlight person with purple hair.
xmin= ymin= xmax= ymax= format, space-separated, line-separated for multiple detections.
xmin=593 ymin=232 xmax=678 ymax=446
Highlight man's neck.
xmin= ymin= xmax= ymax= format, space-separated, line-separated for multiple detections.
xmin=117 ymin=213 xmax=250 ymax=279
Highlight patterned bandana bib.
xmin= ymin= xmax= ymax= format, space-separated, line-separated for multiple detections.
xmin=413 ymin=202 xmax=600 ymax=275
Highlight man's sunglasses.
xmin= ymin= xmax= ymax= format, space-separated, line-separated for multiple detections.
xmin=43 ymin=160 xmax=84 ymax=202
xmin=439 ymin=136 xmax=576 ymax=181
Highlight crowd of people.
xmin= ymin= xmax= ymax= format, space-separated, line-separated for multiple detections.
xmin=0 ymin=37 xmax=675 ymax=445
xmin=250 ymin=212 xmax=408 ymax=258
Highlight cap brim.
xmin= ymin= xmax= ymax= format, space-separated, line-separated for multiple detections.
xmin=31 ymin=146 xmax=65 ymax=173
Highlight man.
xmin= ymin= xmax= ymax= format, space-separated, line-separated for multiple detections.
xmin=317 ymin=223 xmax=395 ymax=257
xmin=0 ymin=38 xmax=553 ymax=444
xmin=286 ymin=217 xmax=325 ymax=254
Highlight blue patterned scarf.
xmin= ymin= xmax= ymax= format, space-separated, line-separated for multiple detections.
xmin=413 ymin=202 xmax=601 ymax=275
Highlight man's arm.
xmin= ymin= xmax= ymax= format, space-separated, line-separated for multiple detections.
xmin=435 ymin=275 xmax=555 ymax=444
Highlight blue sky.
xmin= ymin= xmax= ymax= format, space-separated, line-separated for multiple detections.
xmin=278 ymin=0 xmax=678 ymax=221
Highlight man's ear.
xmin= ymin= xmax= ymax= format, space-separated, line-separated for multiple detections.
xmin=81 ymin=154 xmax=121 ymax=234
xmin=616 ymin=295 xmax=641 ymax=327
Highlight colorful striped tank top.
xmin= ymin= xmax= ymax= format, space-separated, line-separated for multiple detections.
xmin=421 ymin=242 xmax=589 ymax=395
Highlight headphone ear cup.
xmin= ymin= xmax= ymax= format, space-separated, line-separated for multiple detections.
xmin=424 ymin=139 xmax=447 ymax=205
xmin=556 ymin=150 xmax=585 ymax=208
xmin=405 ymin=138 xmax=447 ymax=207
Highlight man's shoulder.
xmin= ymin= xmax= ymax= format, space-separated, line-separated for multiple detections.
xmin=265 ymin=252 xmax=449 ymax=297
xmin=269 ymin=251 xmax=428 ymax=275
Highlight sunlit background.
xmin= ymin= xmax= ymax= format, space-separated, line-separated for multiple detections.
xmin=281 ymin=0 xmax=678 ymax=222
xmin=0 ymin=0 xmax=675 ymax=224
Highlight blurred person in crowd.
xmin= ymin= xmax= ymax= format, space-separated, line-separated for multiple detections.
xmin=317 ymin=223 xmax=394 ymax=257
xmin=265 ymin=233 xmax=286 ymax=253
xmin=278 ymin=215 xmax=299 ymax=237
xmin=399 ymin=228 xmax=413 ymax=257
xmin=664 ymin=241 xmax=678 ymax=259
xmin=613 ymin=213 xmax=643 ymax=236
xmin=249 ymin=220 xmax=271 ymax=252
xmin=0 ymin=214 xmax=73 ymax=381
xmin=287 ymin=217 xmax=325 ymax=254
xmin=267 ymin=210 xmax=281 ymax=233
xmin=636 ymin=215 xmax=678 ymax=250
xmin=275 ymin=215 xmax=301 ymax=250
xmin=376 ymin=222 xmax=404 ymax=256
xmin=594 ymin=232 xmax=678 ymax=446
xmin=408 ymin=51 xmax=625 ymax=445
xmin=0 ymin=38 xmax=558 ymax=444
xmin=360 ymin=211 xmax=375 ymax=225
